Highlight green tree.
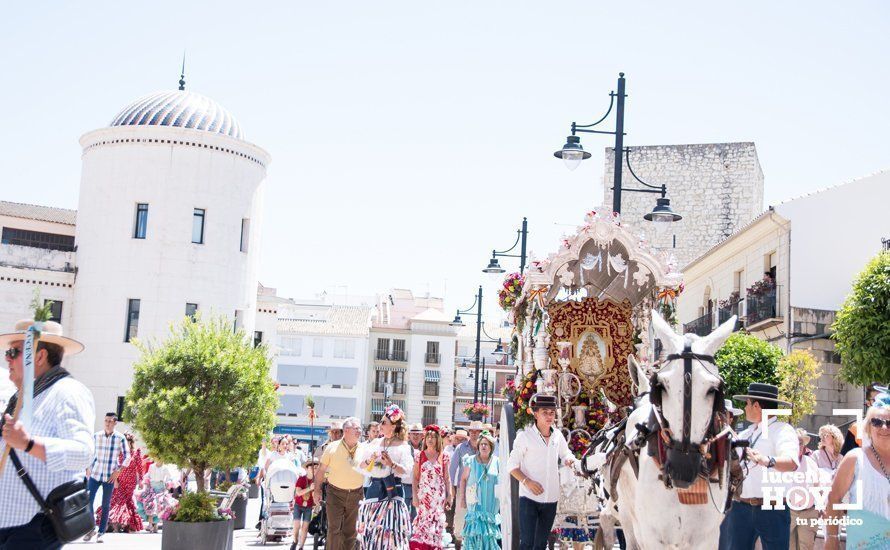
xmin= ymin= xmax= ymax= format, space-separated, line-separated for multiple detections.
xmin=714 ymin=332 xmax=783 ymax=401
xmin=125 ymin=316 xmax=278 ymax=492
xmin=776 ymin=350 xmax=822 ymax=424
xmin=832 ymin=251 xmax=890 ymax=386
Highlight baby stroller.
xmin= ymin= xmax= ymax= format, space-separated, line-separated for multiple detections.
xmin=259 ymin=458 xmax=300 ymax=545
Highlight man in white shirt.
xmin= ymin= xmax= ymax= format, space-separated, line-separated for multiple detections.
xmin=507 ymin=394 xmax=578 ymax=550
xmin=723 ymin=383 xmax=799 ymax=550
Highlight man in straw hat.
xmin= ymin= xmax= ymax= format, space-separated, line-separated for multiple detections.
xmin=507 ymin=393 xmax=579 ymax=550
xmin=722 ymin=383 xmax=799 ymax=550
xmin=0 ymin=314 xmax=94 ymax=549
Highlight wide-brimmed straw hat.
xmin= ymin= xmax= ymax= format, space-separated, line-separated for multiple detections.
xmin=409 ymin=423 xmax=424 ymax=433
xmin=0 ymin=319 xmax=84 ymax=355
xmin=467 ymin=421 xmax=485 ymax=431
xmin=733 ymin=383 xmax=792 ymax=408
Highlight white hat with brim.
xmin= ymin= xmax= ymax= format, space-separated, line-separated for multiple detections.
xmin=467 ymin=421 xmax=484 ymax=431
xmin=724 ymin=399 xmax=744 ymax=417
xmin=0 ymin=319 xmax=84 ymax=355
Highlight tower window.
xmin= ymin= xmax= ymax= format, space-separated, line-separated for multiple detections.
xmin=185 ymin=303 xmax=198 ymax=320
xmin=240 ymin=218 xmax=250 ymax=252
xmin=192 ymin=208 xmax=206 ymax=244
xmin=134 ymin=203 xmax=148 ymax=239
xmin=124 ymin=299 xmax=141 ymax=342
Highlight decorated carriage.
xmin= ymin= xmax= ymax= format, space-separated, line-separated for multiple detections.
xmin=496 ymin=206 xmax=684 ymax=549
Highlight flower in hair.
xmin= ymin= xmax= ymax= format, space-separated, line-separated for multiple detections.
xmin=384 ymin=403 xmax=404 ymax=422
xmin=424 ymin=424 xmax=441 ymax=434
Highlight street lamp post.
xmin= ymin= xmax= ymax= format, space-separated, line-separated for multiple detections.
xmin=451 ymin=286 xmax=504 ymax=403
xmin=483 ymin=217 xmax=529 ymax=275
xmin=554 ymin=72 xmax=682 ymax=229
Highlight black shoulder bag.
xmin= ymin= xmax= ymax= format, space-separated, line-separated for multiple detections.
xmin=9 ymin=451 xmax=93 ymax=542
xmin=1 ymin=366 xmax=93 ymax=542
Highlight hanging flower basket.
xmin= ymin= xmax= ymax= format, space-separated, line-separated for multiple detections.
xmin=462 ymin=402 xmax=491 ymax=418
xmin=498 ymin=272 xmax=525 ymax=312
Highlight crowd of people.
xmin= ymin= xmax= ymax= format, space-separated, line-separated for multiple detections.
xmin=279 ymin=406 xmax=511 ymax=550
xmin=0 ymin=316 xmax=888 ymax=550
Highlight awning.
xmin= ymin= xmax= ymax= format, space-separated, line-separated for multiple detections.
xmin=376 ymin=366 xmax=407 ymax=373
xmin=424 ymin=370 xmax=441 ymax=382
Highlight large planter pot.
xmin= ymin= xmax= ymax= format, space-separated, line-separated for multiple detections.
xmin=231 ymin=496 xmax=248 ymax=530
xmin=467 ymin=412 xmax=484 ymax=421
xmin=161 ymin=519 xmax=233 ymax=550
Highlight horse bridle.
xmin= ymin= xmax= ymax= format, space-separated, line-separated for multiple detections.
xmin=647 ymin=343 xmax=726 ymax=487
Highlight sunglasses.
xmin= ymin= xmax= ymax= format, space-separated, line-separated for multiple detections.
xmin=869 ymin=418 xmax=890 ymax=429
xmin=5 ymin=348 xmax=21 ymax=360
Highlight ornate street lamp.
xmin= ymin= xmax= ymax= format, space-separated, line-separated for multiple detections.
xmin=554 ymin=72 xmax=682 ymax=231
xmin=483 ymin=218 xmax=528 ymax=275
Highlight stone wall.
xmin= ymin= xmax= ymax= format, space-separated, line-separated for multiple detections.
xmin=790 ymin=307 xmax=863 ymax=434
xmin=603 ymin=142 xmax=764 ymax=268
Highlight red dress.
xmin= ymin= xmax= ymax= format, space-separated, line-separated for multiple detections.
xmin=95 ymin=448 xmax=144 ymax=532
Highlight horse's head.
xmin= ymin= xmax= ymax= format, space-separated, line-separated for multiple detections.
xmin=648 ymin=309 xmax=737 ymax=488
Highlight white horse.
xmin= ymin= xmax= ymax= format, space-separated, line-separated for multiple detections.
xmin=604 ymin=311 xmax=737 ymax=550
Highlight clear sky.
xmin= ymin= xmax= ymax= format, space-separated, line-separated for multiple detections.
xmin=1 ymin=2 xmax=887 ymax=319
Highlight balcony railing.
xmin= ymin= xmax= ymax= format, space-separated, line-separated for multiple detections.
xmin=718 ymin=300 xmax=745 ymax=332
xmin=746 ymin=285 xmax=782 ymax=327
xmin=375 ymin=350 xmax=408 ymax=362
xmin=424 ymin=353 xmax=441 ymax=364
xmin=373 ymin=383 xmax=405 ymax=394
xmin=683 ymin=312 xmax=713 ymax=337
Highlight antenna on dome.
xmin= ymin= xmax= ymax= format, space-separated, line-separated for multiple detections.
xmin=178 ymin=52 xmax=186 ymax=91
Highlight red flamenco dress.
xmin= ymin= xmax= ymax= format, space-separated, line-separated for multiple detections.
xmin=95 ymin=448 xmax=145 ymax=533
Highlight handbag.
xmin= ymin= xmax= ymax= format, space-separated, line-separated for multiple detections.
xmin=382 ymin=472 xmax=403 ymax=500
xmin=9 ymin=450 xmax=93 ymax=543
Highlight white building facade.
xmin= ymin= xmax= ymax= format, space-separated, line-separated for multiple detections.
xmin=365 ymin=290 xmax=458 ymax=427
xmin=677 ymin=170 xmax=890 ymax=431
xmin=274 ymin=299 xmax=372 ymax=444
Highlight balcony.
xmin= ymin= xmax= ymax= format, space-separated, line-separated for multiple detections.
xmin=424 ymin=352 xmax=441 ymax=365
xmin=718 ymin=300 xmax=745 ymax=332
xmin=0 ymin=243 xmax=75 ymax=273
xmin=375 ymin=349 xmax=408 ymax=362
xmin=683 ymin=312 xmax=713 ymax=337
xmin=373 ymin=383 xmax=405 ymax=395
xmin=746 ymin=285 xmax=783 ymax=331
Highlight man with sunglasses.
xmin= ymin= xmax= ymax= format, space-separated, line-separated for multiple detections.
xmin=0 ymin=317 xmax=94 ymax=549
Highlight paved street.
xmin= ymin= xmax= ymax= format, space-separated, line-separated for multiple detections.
xmin=64 ymin=496 xmax=314 ymax=549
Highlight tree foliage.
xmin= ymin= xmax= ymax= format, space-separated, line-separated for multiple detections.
xmin=832 ymin=251 xmax=890 ymax=386
xmin=125 ymin=316 xmax=278 ymax=492
xmin=714 ymin=332 xmax=783 ymax=400
xmin=776 ymin=350 xmax=822 ymax=424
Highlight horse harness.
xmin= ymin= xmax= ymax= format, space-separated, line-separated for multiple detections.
xmin=593 ymin=344 xmax=741 ymax=511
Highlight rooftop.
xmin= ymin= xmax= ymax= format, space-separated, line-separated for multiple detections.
xmin=0 ymin=201 xmax=76 ymax=226
xmin=278 ymin=305 xmax=372 ymax=337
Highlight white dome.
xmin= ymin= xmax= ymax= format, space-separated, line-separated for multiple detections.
xmin=109 ymin=90 xmax=244 ymax=140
